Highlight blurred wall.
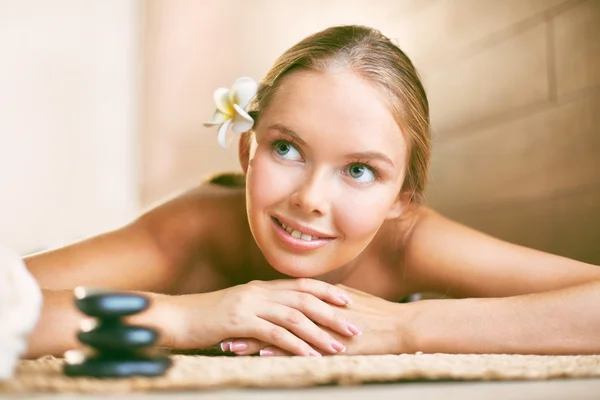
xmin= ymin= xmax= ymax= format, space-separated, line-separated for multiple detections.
xmin=422 ymin=0 xmax=600 ymax=265
xmin=0 ymin=0 xmax=141 ymax=254
xmin=142 ymin=0 xmax=599 ymax=263
xmin=140 ymin=0 xmax=406 ymax=205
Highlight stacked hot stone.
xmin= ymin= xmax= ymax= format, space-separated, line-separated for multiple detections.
xmin=63 ymin=287 xmax=172 ymax=378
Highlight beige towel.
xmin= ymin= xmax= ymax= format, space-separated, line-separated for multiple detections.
xmin=0 ymin=248 xmax=42 ymax=380
xmin=2 ymin=353 xmax=600 ymax=393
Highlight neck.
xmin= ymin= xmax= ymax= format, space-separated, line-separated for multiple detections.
xmin=312 ymin=257 xmax=362 ymax=285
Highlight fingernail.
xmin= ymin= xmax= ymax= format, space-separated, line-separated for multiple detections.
xmin=331 ymin=340 xmax=346 ymax=353
xmin=260 ymin=348 xmax=275 ymax=357
xmin=339 ymin=292 xmax=353 ymax=304
xmin=220 ymin=341 xmax=232 ymax=352
xmin=308 ymin=350 xmax=322 ymax=357
xmin=347 ymin=323 xmax=363 ymax=336
xmin=231 ymin=341 xmax=248 ymax=352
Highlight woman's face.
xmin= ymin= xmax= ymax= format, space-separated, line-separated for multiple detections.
xmin=243 ymin=68 xmax=407 ymax=277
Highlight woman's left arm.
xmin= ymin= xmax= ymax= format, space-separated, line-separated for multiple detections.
xmin=403 ymin=280 xmax=600 ymax=354
xmin=403 ymin=207 xmax=600 ymax=298
xmin=399 ymin=206 xmax=600 ymax=354
xmin=218 ymin=207 xmax=600 ymax=356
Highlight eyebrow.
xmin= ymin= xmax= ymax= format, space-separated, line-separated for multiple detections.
xmin=268 ymin=123 xmax=396 ymax=168
xmin=347 ymin=151 xmax=395 ymax=168
xmin=268 ymin=123 xmax=307 ymax=146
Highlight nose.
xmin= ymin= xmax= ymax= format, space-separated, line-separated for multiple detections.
xmin=290 ymin=169 xmax=331 ymax=216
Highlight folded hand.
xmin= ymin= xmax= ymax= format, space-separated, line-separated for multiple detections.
xmin=221 ymin=285 xmax=409 ymax=356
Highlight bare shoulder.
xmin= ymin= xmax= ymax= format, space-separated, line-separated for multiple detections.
xmin=137 ymin=172 xmax=250 ymax=271
xmin=24 ymin=172 xmax=250 ymax=294
xmin=399 ymin=205 xmax=600 ymax=298
xmin=353 ymin=205 xmax=428 ymax=299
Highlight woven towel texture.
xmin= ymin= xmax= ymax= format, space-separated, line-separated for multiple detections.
xmin=2 ymin=354 xmax=600 ymax=393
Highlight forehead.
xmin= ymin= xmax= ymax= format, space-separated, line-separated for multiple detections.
xmin=260 ymin=69 xmax=406 ymax=162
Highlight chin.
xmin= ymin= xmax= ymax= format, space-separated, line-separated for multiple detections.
xmin=265 ymin=253 xmax=332 ymax=279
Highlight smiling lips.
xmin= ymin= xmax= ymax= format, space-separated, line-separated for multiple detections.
xmin=271 ymin=216 xmax=335 ymax=251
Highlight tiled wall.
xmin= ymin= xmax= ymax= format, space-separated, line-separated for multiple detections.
xmin=418 ymin=0 xmax=600 ymax=264
xmin=142 ymin=0 xmax=599 ymax=263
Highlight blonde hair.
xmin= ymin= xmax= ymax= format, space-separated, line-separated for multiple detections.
xmin=248 ymin=25 xmax=430 ymax=203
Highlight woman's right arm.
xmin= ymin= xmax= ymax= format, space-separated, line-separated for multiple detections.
xmin=24 ymin=289 xmax=179 ymax=359
xmin=24 ymin=187 xmax=211 ymax=294
xmin=22 ymin=188 xmax=215 ymax=358
xmin=22 ymin=188 xmax=360 ymax=357
xmin=26 ymin=279 xmax=358 ymax=359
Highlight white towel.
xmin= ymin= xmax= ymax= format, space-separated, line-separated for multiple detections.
xmin=0 ymin=248 xmax=42 ymax=380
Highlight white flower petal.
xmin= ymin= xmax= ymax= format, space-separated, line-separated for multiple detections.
xmin=203 ymin=110 xmax=230 ymax=127
xmin=214 ymin=88 xmax=234 ymax=116
xmin=231 ymin=103 xmax=254 ymax=134
xmin=230 ymin=77 xmax=258 ymax=110
xmin=231 ymin=120 xmax=254 ymax=134
xmin=217 ymin=119 xmax=233 ymax=149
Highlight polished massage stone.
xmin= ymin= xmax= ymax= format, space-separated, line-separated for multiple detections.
xmin=74 ymin=287 xmax=150 ymax=318
xmin=63 ymin=349 xmax=172 ymax=378
xmin=78 ymin=322 xmax=158 ymax=351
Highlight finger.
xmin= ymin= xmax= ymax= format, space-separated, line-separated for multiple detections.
xmin=220 ymin=339 xmax=234 ymax=352
xmin=274 ymin=290 xmax=362 ymax=337
xmin=251 ymin=278 xmax=353 ymax=306
xmin=259 ymin=346 xmax=294 ymax=357
xmin=248 ymin=317 xmax=322 ymax=357
xmin=229 ymin=338 xmax=264 ymax=355
xmin=258 ymin=303 xmax=346 ymax=355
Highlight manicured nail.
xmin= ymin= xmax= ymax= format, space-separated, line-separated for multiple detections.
xmin=308 ymin=350 xmax=322 ymax=357
xmin=260 ymin=348 xmax=275 ymax=357
xmin=347 ymin=323 xmax=363 ymax=336
xmin=220 ymin=341 xmax=232 ymax=352
xmin=339 ymin=292 xmax=353 ymax=305
xmin=331 ymin=340 xmax=346 ymax=353
xmin=230 ymin=341 xmax=248 ymax=352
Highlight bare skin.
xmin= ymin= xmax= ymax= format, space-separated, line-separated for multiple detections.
xmin=24 ymin=177 xmax=406 ymax=358
xmin=24 ymin=174 xmax=600 ymax=358
xmin=20 ymin=66 xmax=600 ymax=357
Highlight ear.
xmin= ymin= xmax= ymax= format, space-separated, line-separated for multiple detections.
xmin=238 ymin=131 xmax=252 ymax=173
xmin=385 ymin=192 xmax=411 ymax=220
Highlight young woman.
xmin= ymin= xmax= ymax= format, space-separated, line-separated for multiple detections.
xmin=24 ymin=25 xmax=600 ymax=359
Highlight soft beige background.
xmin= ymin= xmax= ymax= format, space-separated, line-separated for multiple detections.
xmin=142 ymin=0 xmax=600 ymax=265
xmin=1 ymin=0 xmax=598 ymax=266
xmin=0 ymin=0 xmax=140 ymax=253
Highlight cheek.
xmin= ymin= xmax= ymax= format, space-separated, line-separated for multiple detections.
xmin=247 ymin=150 xmax=297 ymax=208
xmin=334 ymin=189 xmax=395 ymax=237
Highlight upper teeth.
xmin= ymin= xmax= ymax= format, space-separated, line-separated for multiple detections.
xmin=281 ymin=223 xmax=314 ymax=241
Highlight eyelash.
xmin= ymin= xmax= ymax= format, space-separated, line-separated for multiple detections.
xmin=348 ymin=159 xmax=381 ymax=182
xmin=270 ymin=135 xmax=303 ymax=159
xmin=269 ymin=136 xmax=381 ymax=183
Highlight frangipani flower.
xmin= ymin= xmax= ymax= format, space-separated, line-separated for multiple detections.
xmin=204 ymin=77 xmax=258 ymax=148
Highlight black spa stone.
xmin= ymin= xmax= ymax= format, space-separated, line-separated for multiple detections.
xmin=63 ymin=350 xmax=172 ymax=378
xmin=78 ymin=321 xmax=158 ymax=351
xmin=74 ymin=287 xmax=149 ymax=318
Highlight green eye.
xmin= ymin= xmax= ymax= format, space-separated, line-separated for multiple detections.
xmin=273 ymin=140 xmax=302 ymax=161
xmin=349 ymin=165 xmax=365 ymax=178
xmin=347 ymin=163 xmax=375 ymax=183
xmin=275 ymin=142 xmax=290 ymax=155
